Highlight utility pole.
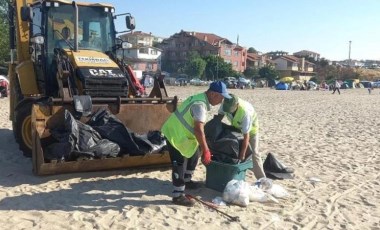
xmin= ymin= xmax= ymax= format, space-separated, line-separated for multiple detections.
xmin=216 ymin=49 xmax=219 ymax=80
xmin=348 ymin=41 xmax=352 ymax=67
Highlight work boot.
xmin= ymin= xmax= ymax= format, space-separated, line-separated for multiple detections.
xmin=172 ymin=195 xmax=195 ymax=207
xmin=185 ymin=181 xmax=203 ymax=190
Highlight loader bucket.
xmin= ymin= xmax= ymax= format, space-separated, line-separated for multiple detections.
xmin=31 ymin=97 xmax=177 ymax=175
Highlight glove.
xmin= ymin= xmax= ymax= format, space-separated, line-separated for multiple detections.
xmin=202 ymin=149 xmax=212 ymax=165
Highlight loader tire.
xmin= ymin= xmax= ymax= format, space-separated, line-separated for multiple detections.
xmin=12 ymin=77 xmax=23 ymax=141
xmin=14 ymin=103 xmax=33 ymax=158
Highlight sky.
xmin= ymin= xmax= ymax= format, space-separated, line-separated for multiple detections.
xmin=88 ymin=0 xmax=380 ymax=61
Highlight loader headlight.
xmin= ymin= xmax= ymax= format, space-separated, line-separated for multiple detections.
xmin=45 ymin=2 xmax=59 ymax=7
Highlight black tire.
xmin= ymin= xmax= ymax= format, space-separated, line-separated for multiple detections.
xmin=13 ymin=77 xmax=33 ymax=158
xmin=12 ymin=77 xmax=23 ymax=141
xmin=14 ymin=102 xmax=33 ymax=158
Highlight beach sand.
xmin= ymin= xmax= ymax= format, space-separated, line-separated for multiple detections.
xmin=0 ymin=87 xmax=379 ymax=229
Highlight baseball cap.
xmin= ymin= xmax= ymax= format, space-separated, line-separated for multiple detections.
xmin=222 ymin=94 xmax=238 ymax=113
xmin=209 ymin=81 xmax=231 ymax=99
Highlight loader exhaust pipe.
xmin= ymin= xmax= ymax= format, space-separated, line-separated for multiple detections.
xmin=72 ymin=1 xmax=78 ymax=51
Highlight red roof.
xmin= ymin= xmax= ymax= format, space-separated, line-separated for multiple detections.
xmin=274 ymin=55 xmax=315 ymax=65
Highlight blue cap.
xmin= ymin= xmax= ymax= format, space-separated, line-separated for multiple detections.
xmin=209 ymin=81 xmax=231 ymax=99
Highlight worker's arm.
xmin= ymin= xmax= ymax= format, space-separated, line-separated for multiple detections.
xmin=194 ymin=120 xmax=211 ymax=165
xmin=194 ymin=121 xmax=208 ymax=153
xmin=190 ymin=102 xmax=211 ymax=164
xmin=239 ymin=113 xmax=253 ymax=162
xmin=239 ymin=133 xmax=250 ymax=161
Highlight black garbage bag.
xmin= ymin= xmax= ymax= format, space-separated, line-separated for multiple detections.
xmin=141 ymin=130 xmax=167 ymax=154
xmin=87 ymin=108 xmax=159 ymax=156
xmin=71 ymin=139 xmax=120 ymax=160
xmin=204 ymin=115 xmax=225 ymax=142
xmin=43 ymin=141 xmax=72 ymax=162
xmin=205 ymin=117 xmax=252 ymax=164
xmin=44 ymin=110 xmax=120 ymax=161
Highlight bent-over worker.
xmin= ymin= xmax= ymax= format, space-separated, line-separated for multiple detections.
xmin=161 ymin=81 xmax=231 ymax=207
xmin=218 ymin=94 xmax=266 ymax=180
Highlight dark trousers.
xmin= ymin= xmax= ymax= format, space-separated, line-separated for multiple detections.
xmin=332 ymin=87 xmax=340 ymax=94
xmin=167 ymin=141 xmax=200 ymax=197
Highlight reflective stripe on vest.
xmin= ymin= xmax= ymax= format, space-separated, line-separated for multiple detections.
xmin=161 ymin=93 xmax=209 ymax=158
xmin=174 ymin=103 xmax=195 ymax=134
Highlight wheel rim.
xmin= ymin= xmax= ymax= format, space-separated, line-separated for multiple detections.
xmin=21 ymin=115 xmax=32 ymax=150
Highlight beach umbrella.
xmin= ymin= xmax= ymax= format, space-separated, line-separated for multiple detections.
xmin=279 ymin=77 xmax=294 ymax=83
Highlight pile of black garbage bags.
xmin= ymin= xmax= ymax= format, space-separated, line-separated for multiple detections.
xmin=204 ymin=116 xmax=253 ymax=164
xmin=42 ymin=108 xmax=166 ymax=162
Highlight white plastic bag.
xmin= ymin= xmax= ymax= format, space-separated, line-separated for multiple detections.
xmin=212 ymin=196 xmax=226 ymax=206
xmin=267 ymin=184 xmax=289 ymax=198
xmin=249 ymin=186 xmax=279 ymax=203
xmin=248 ymin=186 xmax=266 ymax=202
xmin=222 ymin=179 xmax=250 ymax=207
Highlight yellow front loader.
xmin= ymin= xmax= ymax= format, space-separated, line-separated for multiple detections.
xmin=8 ymin=0 xmax=176 ymax=175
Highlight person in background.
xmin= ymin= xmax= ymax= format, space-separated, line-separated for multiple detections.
xmin=56 ymin=27 xmax=72 ymax=48
xmin=332 ymin=79 xmax=341 ymax=95
xmin=368 ymin=82 xmax=373 ymax=94
xmin=218 ymin=94 xmax=266 ymax=180
xmin=161 ymin=81 xmax=231 ymax=207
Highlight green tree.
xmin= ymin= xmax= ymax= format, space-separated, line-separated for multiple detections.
xmin=184 ymin=56 xmax=206 ymax=78
xmin=0 ymin=0 xmax=10 ymax=68
xmin=258 ymin=66 xmax=279 ymax=81
xmin=203 ymin=55 xmax=235 ymax=80
xmin=247 ymin=47 xmax=258 ymax=54
xmin=243 ymin=67 xmax=259 ymax=79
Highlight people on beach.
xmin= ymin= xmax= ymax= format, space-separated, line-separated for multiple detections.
xmin=332 ymin=80 xmax=341 ymax=95
xmin=368 ymin=82 xmax=373 ymax=94
xmin=217 ymin=94 xmax=266 ymax=180
xmin=161 ymin=81 xmax=231 ymax=207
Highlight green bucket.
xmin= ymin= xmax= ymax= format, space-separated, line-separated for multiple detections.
xmin=205 ymin=160 xmax=253 ymax=192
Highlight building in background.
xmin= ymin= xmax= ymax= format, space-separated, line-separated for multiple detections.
xmin=293 ymin=50 xmax=320 ymax=61
xmin=272 ymin=55 xmax=315 ymax=81
xmin=118 ymin=31 xmax=162 ymax=79
xmin=246 ymin=53 xmax=274 ymax=69
xmin=159 ymin=30 xmax=247 ymax=73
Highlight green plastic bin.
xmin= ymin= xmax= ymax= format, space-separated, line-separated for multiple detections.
xmin=205 ymin=160 xmax=253 ymax=192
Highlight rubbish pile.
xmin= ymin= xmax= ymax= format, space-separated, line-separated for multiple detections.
xmin=221 ymin=178 xmax=289 ymax=207
xmin=42 ymin=108 xmax=166 ymax=162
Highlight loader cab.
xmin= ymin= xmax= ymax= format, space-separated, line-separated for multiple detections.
xmin=24 ymin=1 xmax=118 ymax=96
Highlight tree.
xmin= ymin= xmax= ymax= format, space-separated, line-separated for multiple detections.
xmin=258 ymin=66 xmax=278 ymax=81
xmin=0 ymin=0 xmax=10 ymax=68
xmin=247 ymin=47 xmax=258 ymax=54
xmin=243 ymin=67 xmax=259 ymax=79
xmin=203 ymin=55 xmax=236 ymax=80
xmin=184 ymin=56 xmax=206 ymax=78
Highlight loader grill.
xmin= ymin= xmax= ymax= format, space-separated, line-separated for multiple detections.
xmin=77 ymin=67 xmax=128 ymax=97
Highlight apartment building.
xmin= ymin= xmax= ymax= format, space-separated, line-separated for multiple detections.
xmin=293 ymin=50 xmax=320 ymax=61
xmin=272 ymin=55 xmax=315 ymax=81
xmin=119 ymin=31 xmax=155 ymax=47
xmin=160 ymin=30 xmax=247 ymax=73
xmin=246 ymin=53 xmax=275 ymax=69
xmin=118 ymin=31 xmax=162 ymax=78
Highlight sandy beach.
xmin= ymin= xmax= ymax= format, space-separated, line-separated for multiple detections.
xmin=0 ymin=86 xmax=379 ymax=230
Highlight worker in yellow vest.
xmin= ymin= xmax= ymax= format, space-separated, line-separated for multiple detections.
xmin=161 ymin=81 xmax=231 ymax=207
xmin=218 ymin=94 xmax=266 ymax=180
